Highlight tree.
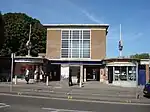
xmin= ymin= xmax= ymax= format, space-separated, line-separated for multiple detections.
xmin=130 ymin=53 xmax=150 ymax=59
xmin=0 ymin=13 xmax=46 ymax=56
xmin=0 ymin=11 xmax=5 ymax=51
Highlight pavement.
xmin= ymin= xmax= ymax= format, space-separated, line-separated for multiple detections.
xmin=0 ymin=81 xmax=149 ymax=104
xmin=0 ymin=94 xmax=150 ymax=112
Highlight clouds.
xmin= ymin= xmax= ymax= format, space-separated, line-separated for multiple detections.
xmin=81 ymin=9 xmax=104 ymax=24
xmin=66 ymin=0 xmax=104 ymax=24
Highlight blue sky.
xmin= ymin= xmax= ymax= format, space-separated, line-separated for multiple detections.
xmin=0 ymin=0 xmax=150 ymax=58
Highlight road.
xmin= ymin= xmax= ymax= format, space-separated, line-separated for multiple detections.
xmin=0 ymin=94 xmax=150 ymax=112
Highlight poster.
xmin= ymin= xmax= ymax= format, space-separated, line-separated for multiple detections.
xmin=61 ymin=66 xmax=69 ymax=79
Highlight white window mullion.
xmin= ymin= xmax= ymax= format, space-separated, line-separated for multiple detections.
xmin=71 ymin=30 xmax=72 ymax=58
xmin=79 ymin=30 xmax=80 ymax=58
xmin=82 ymin=30 xmax=83 ymax=58
xmin=68 ymin=30 xmax=70 ymax=58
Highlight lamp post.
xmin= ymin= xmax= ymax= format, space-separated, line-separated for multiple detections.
xmin=10 ymin=53 xmax=15 ymax=92
xmin=26 ymin=24 xmax=32 ymax=56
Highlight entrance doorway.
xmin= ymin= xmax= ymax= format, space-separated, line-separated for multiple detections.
xmin=84 ymin=65 xmax=100 ymax=81
xmin=49 ymin=64 xmax=61 ymax=81
xmin=69 ymin=65 xmax=80 ymax=84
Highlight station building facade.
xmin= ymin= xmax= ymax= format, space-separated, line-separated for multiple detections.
xmin=42 ymin=24 xmax=150 ymax=87
xmin=43 ymin=24 xmax=109 ymax=83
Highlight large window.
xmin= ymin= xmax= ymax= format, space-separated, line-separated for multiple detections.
xmin=114 ymin=66 xmax=136 ymax=81
xmin=114 ymin=66 xmax=127 ymax=81
xmin=128 ymin=66 xmax=136 ymax=81
xmin=61 ymin=30 xmax=90 ymax=58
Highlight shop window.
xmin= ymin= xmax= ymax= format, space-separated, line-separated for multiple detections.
xmin=114 ymin=66 xmax=119 ymax=81
xmin=114 ymin=66 xmax=127 ymax=81
xmin=128 ymin=66 xmax=136 ymax=81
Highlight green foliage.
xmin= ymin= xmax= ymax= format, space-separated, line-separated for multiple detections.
xmin=0 ymin=12 xmax=46 ymax=56
xmin=130 ymin=53 xmax=150 ymax=59
xmin=0 ymin=11 xmax=5 ymax=50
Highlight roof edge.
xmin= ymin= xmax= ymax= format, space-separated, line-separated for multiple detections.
xmin=43 ymin=24 xmax=109 ymax=28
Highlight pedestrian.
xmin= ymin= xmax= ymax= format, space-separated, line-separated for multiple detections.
xmin=34 ymin=67 xmax=38 ymax=83
xmin=39 ymin=66 xmax=44 ymax=82
xmin=69 ymin=70 xmax=73 ymax=86
xmin=25 ymin=68 xmax=30 ymax=84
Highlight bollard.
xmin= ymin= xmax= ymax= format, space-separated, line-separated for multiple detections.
xmin=46 ymin=76 xmax=49 ymax=86
xmin=79 ymin=80 xmax=82 ymax=88
xmin=15 ymin=75 xmax=17 ymax=85
xmin=79 ymin=65 xmax=83 ymax=88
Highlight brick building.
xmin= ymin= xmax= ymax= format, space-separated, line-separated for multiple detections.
xmin=43 ymin=24 xmax=109 ymax=83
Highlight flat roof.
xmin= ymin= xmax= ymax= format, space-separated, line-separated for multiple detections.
xmin=43 ymin=24 xmax=109 ymax=29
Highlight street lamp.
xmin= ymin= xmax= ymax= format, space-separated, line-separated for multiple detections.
xmin=26 ymin=24 xmax=32 ymax=56
xmin=10 ymin=53 xmax=15 ymax=92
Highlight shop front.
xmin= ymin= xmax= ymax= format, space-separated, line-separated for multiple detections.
xmin=48 ymin=59 xmax=105 ymax=85
xmin=14 ymin=56 xmax=44 ymax=83
xmin=106 ymin=58 xmax=139 ymax=87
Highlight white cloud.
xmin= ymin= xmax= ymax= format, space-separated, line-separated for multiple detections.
xmin=66 ymin=0 xmax=104 ymax=23
xmin=81 ymin=9 xmax=103 ymax=23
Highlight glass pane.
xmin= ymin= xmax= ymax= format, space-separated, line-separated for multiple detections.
xmin=79 ymin=30 xmax=82 ymax=39
xmin=83 ymin=40 xmax=90 ymax=49
xmin=68 ymin=40 xmax=71 ymax=49
xmin=72 ymin=30 xmax=79 ymax=39
xmin=62 ymin=30 xmax=69 ymax=39
xmin=114 ymin=67 xmax=120 ymax=81
xmin=61 ymin=49 xmax=68 ymax=58
xmin=83 ymin=30 xmax=90 ymax=39
xmin=62 ymin=40 xmax=68 ymax=48
xmin=83 ymin=49 xmax=90 ymax=58
xmin=80 ymin=48 xmax=83 ymax=58
xmin=128 ymin=66 xmax=136 ymax=81
xmin=80 ymin=40 xmax=82 ymax=48
xmin=72 ymin=49 xmax=79 ymax=58
xmin=68 ymin=49 xmax=71 ymax=58
xmin=72 ymin=40 xmax=79 ymax=48
xmin=119 ymin=66 xmax=127 ymax=81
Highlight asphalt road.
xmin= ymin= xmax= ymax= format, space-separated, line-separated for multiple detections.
xmin=0 ymin=94 xmax=150 ymax=112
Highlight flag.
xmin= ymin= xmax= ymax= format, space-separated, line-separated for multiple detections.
xmin=119 ymin=40 xmax=123 ymax=51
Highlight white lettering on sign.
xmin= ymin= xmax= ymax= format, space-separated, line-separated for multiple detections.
xmin=42 ymin=107 xmax=93 ymax=112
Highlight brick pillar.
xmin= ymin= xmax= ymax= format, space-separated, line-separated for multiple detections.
xmin=100 ymin=68 xmax=104 ymax=83
xmin=146 ymin=64 xmax=149 ymax=83
xmin=103 ymin=67 xmax=108 ymax=83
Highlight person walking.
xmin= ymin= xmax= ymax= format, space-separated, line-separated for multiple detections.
xmin=34 ymin=66 xmax=38 ymax=83
xmin=39 ymin=66 xmax=44 ymax=82
xmin=25 ymin=68 xmax=30 ymax=84
xmin=69 ymin=70 xmax=73 ymax=86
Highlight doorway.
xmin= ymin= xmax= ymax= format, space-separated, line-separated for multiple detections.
xmin=49 ymin=64 xmax=61 ymax=81
xmin=69 ymin=65 xmax=80 ymax=84
xmin=84 ymin=65 xmax=100 ymax=81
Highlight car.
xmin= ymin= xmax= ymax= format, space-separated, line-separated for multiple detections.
xmin=143 ymin=82 xmax=150 ymax=97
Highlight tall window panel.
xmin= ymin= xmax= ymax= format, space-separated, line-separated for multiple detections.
xmin=61 ymin=30 xmax=90 ymax=58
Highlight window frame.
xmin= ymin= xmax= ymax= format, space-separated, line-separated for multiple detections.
xmin=61 ymin=29 xmax=91 ymax=59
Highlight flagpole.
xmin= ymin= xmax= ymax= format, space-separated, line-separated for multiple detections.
xmin=29 ymin=24 xmax=31 ymax=42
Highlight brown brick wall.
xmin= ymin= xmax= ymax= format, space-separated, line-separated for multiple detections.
xmin=91 ymin=30 xmax=106 ymax=59
xmin=46 ymin=30 xmax=61 ymax=59
xmin=46 ymin=29 xmax=107 ymax=60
